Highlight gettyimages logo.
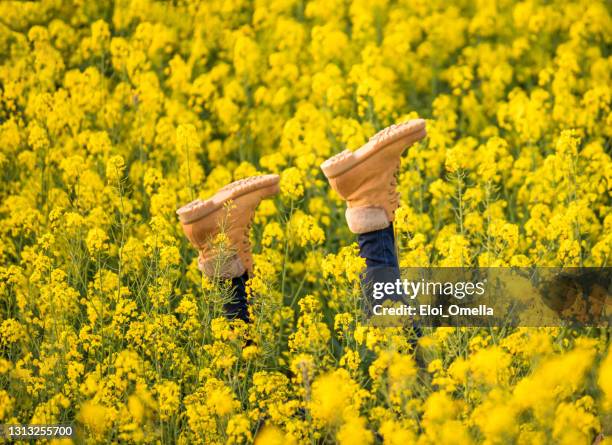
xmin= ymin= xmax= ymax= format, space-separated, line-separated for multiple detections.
xmin=372 ymin=278 xmax=486 ymax=300
xmin=362 ymin=267 xmax=611 ymax=327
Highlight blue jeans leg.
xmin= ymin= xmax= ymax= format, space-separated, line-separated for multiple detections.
xmin=358 ymin=223 xmax=422 ymax=337
xmin=226 ymin=271 xmax=249 ymax=322
xmin=357 ymin=222 xmax=399 ymax=269
xmin=358 ymin=223 xmax=401 ymax=300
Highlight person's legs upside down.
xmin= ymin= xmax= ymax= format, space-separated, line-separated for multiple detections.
xmin=321 ymin=119 xmax=427 ymax=329
xmin=175 ymin=119 xmax=427 ymax=325
xmin=176 ymin=174 xmax=280 ymax=322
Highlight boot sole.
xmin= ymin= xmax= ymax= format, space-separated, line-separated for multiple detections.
xmin=177 ymin=174 xmax=280 ymax=224
xmin=320 ymin=118 xmax=427 ymax=179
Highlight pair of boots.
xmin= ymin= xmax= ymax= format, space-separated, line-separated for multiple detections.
xmin=177 ymin=119 xmax=427 ymax=278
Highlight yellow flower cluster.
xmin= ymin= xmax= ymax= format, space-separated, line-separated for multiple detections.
xmin=0 ymin=0 xmax=610 ymax=444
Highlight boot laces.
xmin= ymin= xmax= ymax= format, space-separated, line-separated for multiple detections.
xmin=242 ymin=219 xmax=253 ymax=253
xmin=389 ymin=165 xmax=400 ymax=209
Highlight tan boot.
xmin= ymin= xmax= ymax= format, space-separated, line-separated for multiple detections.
xmin=321 ymin=119 xmax=426 ymax=234
xmin=177 ymin=174 xmax=280 ymax=278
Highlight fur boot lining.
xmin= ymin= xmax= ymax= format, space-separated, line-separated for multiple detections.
xmin=345 ymin=207 xmax=390 ymax=234
xmin=199 ymin=253 xmax=246 ymax=279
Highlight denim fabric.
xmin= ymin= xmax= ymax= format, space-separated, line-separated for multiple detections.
xmin=357 ymin=223 xmax=399 ymax=269
xmin=225 ymin=271 xmax=249 ymax=322
xmin=358 ymin=223 xmax=402 ymax=301
xmin=358 ymin=223 xmax=422 ymax=338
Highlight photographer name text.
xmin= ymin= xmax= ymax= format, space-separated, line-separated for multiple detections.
xmin=372 ymin=304 xmax=494 ymax=317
